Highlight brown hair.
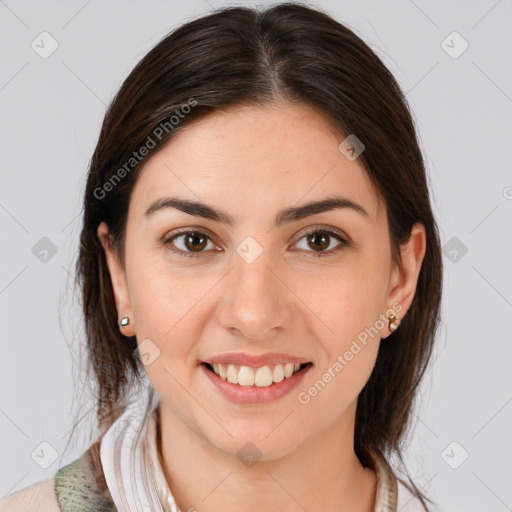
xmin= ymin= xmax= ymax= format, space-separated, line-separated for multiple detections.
xmin=69 ymin=3 xmax=443 ymax=509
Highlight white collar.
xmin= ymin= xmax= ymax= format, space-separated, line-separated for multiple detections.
xmin=99 ymin=383 xmax=178 ymax=511
xmin=100 ymin=382 xmax=399 ymax=512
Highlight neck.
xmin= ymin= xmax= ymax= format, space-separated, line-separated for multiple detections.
xmin=157 ymin=402 xmax=377 ymax=512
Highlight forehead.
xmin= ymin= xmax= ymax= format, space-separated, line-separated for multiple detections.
xmin=131 ymin=102 xmax=383 ymax=222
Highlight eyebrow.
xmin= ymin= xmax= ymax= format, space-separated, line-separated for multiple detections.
xmin=144 ymin=195 xmax=370 ymax=226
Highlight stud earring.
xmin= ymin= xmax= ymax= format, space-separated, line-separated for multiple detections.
xmin=119 ymin=317 xmax=130 ymax=328
xmin=388 ymin=313 xmax=399 ymax=332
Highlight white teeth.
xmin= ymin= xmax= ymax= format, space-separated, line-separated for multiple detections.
xmin=238 ymin=366 xmax=255 ymax=386
xmin=283 ymin=363 xmax=294 ymax=378
xmin=226 ymin=364 xmax=238 ymax=384
xmin=272 ymin=364 xmax=284 ymax=383
xmin=209 ymin=362 xmax=305 ymax=387
xmin=254 ymin=366 xmax=273 ymax=387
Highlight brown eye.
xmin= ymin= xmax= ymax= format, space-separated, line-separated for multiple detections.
xmin=293 ymin=228 xmax=350 ymax=258
xmin=307 ymin=232 xmax=330 ymax=252
xmin=164 ymin=230 xmax=216 ymax=257
xmin=182 ymin=232 xmax=208 ymax=252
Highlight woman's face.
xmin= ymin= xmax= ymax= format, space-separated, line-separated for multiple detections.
xmin=99 ymin=101 xmax=425 ymax=460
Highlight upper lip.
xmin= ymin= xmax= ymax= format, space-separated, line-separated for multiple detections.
xmin=203 ymin=352 xmax=312 ymax=367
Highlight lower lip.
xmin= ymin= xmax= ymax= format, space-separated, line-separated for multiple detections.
xmin=200 ymin=363 xmax=312 ymax=405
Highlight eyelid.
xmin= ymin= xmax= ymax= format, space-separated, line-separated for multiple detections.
xmin=163 ymin=224 xmax=352 ymax=257
xmin=163 ymin=226 xmax=218 ymax=244
xmin=162 ymin=227 xmax=221 ymax=255
xmin=292 ymin=224 xmax=350 ymax=244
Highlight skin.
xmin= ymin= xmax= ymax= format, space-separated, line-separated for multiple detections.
xmin=98 ymin=101 xmax=426 ymax=512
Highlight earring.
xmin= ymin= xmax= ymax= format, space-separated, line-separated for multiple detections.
xmin=388 ymin=313 xmax=400 ymax=332
xmin=119 ymin=317 xmax=130 ymax=328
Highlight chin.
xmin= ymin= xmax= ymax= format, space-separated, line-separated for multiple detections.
xmin=202 ymin=421 xmax=307 ymax=463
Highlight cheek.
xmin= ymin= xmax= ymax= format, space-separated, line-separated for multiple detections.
xmin=129 ymin=263 xmax=204 ymax=420
xmin=300 ymin=293 xmax=382 ymax=414
xmin=302 ymin=260 xmax=387 ymax=344
xmin=128 ymin=253 xmax=203 ymax=337
xmin=295 ymin=258 xmax=386 ymax=397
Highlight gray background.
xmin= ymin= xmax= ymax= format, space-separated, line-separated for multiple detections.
xmin=1 ymin=1 xmax=511 ymax=511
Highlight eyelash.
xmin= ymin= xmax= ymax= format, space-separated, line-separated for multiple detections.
xmin=162 ymin=227 xmax=351 ymax=259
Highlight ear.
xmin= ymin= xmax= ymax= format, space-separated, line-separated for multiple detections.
xmin=97 ymin=221 xmax=135 ymax=337
xmin=383 ymin=222 xmax=427 ymax=337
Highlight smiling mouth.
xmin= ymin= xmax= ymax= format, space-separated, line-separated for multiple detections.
xmin=202 ymin=361 xmax=313 ymax=388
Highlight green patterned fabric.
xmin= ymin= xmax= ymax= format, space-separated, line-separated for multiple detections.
xmin=54 ymin=438 xmax=117 ymax=512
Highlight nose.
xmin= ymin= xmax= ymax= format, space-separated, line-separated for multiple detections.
xmin=214 ymin=251 xmax=294 ymax=341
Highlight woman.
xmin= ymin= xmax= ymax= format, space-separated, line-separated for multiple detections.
xmin=0 ymin=2 xmax=444 ymax=511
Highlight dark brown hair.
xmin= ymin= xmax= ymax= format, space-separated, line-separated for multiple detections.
xmin=69 ymin=3 xmax=443 ymax=509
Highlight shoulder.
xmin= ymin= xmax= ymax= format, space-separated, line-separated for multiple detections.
xmin=0 ymin=476 xmax=61 ymax=512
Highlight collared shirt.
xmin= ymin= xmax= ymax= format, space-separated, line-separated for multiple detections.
xmin=54 ymin=385 xmax=433 ymax=512
xmin=145 ymin=407 xmax=426 ymax=512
